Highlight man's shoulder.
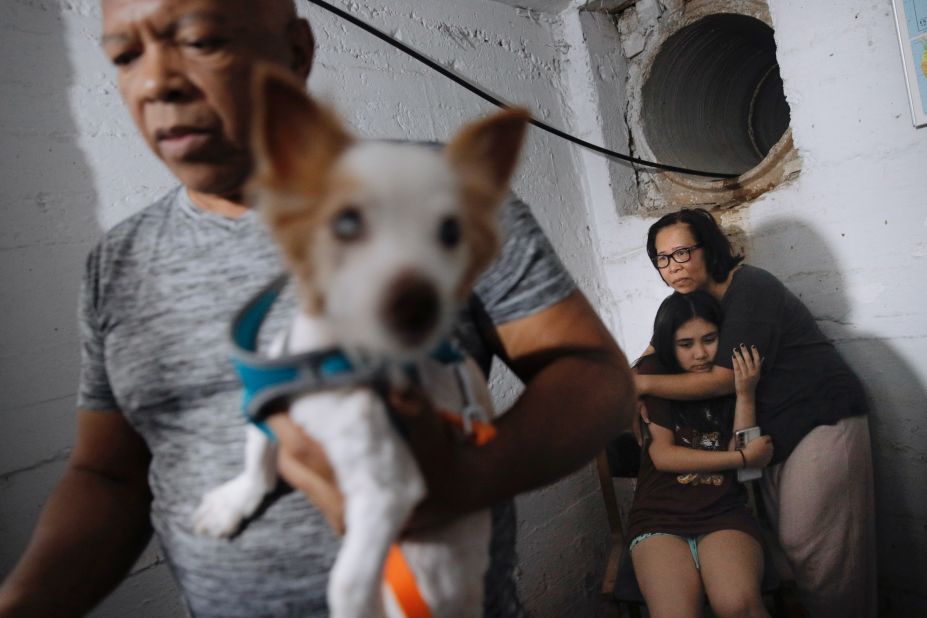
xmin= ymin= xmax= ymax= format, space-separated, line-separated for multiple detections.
xmin=93 ymin=188 xmax=179 ymax=256
xmin=102 ymin=187 xmax=178 ymax=239
xmin=497 ymin=192 xmax=535 ymax=230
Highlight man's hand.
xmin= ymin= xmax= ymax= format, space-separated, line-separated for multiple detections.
xmin=386 ymin=385 xmax=499 ymax=533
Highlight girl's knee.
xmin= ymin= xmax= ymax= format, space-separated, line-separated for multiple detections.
xmin=708 ymin=589 xmax=768 ymax=618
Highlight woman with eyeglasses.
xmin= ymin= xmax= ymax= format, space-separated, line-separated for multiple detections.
xmin=634 ymin=208 xmax=875 ymax=618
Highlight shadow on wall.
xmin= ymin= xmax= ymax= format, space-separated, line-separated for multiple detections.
xmin=746 ymin=218 xmax=927 ymax=616
xmin=0 ymin=0 xmax=104 ymax=541
xmin=0 ymin=3 xmax=185 ymax=617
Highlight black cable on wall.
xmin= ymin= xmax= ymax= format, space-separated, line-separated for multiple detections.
xmin=305 ymin=0 xmax=738 ymax=179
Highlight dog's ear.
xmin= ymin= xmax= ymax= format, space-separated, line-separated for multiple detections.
xmin=250 ymin=63 xmax=352 ymax=196
xmin=444 ymin=107 xmax=530 ymax=202
xmin=446 ymin=108 xmax=530 ymax=299
xmin=250 ymin=64 xmax=352 ymax=314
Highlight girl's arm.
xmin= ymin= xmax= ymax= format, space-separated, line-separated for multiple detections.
xmin=647 ymin=342 xmax=773 ymax=473
xmin=649 ymin=421 xmax=773 ymax=473
xmin=647 ymin=422 xmax=744 ymax=473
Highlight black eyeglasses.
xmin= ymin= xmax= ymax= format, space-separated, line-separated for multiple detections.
xmin=653 ymin=244 xmax=702 ymax=269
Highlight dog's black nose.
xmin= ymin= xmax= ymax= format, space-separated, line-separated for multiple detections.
xmin=381 ymin=272 xmax=440 ymax=348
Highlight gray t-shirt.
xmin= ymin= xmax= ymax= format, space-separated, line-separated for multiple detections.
xmin=77 ymin=187 xmax=575 ymax=617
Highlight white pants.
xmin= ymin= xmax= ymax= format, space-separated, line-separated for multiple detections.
xmin=760 ymin=414 xmax=877 ymax=618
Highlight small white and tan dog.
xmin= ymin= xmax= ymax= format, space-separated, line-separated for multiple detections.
xmin=193 ymin=65 xmax=529 ymax=618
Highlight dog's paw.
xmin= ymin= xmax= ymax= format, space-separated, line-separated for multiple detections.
xmin=192 ymin=476 xmax=264 ymax=538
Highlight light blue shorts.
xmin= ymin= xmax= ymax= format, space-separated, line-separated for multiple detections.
xmin=630 ymin=532 xmax=706 ymax=570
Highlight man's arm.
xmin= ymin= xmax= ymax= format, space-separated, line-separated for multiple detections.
xmin=634 ymin=364 xmax=735 ymax=401
xmin=0 ymin=410 xmax=153 ymax=617
xmin=404 ymin=290 xmax=636 ymax=516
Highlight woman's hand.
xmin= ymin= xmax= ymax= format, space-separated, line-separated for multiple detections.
xmin=631 ymin=399 xmax=651 ymax=446
xmin=732 ymin=344 xmax=762 ymax=397
xmin=633 ymin=373 xmax=651 ymax=397
xmin=742 ymin=434 xmax=774 ymax=468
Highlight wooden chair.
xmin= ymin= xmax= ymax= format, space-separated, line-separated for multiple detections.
xmin=596 ymin=432 xmax=792 ymax=617
xmin=596 ymin=432 xmax=644 ymax=618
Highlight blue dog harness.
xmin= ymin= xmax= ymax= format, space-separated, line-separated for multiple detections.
xmin=229 ymin=273 xmax=477 ymax=438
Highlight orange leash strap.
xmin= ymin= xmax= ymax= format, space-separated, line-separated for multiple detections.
xmin=437 ymin=410 xmax=497 ymax=446
xmin=384 ymin=543 xmax=432 ymax=618
xmin=383 ymin=411 xmax=494 ymax=617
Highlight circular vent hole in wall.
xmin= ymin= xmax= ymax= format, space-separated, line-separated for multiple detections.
xmin=641 ymin=13 xmax=791 ymax=177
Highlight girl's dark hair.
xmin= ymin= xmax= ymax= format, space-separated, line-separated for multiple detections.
xmin=652 ymin=291 xmax=723 ymax=373
xmin=646 ymin=208 xmax=744 ymax=283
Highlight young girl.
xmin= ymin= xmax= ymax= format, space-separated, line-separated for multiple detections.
xmin=629 ymin=291 xmax=774 ymax=618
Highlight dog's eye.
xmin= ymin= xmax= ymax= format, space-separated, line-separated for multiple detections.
xmin=438 ymin=216 xmax=461 ymax=249
xmin=331 ymin=208 xmax=364 ymax=241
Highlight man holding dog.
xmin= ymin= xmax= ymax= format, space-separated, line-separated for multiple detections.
xmin=0 ymin=0 xmax=635 ymax=615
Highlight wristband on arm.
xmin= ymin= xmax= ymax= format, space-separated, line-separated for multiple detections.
xmin=737 ymin=449 xmax=747 ymax=469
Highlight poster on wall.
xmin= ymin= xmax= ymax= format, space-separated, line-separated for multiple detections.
xmin=893 ymin=0 xmax=927 ymax=127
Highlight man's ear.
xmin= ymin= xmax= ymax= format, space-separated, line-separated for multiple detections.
xmin=288 ymin=18 xmax=315 ymax=81
xmin=250 ymin=62 xmax=351 ymax=194
xmin=444 ymin=107 xmax=530 ymax=202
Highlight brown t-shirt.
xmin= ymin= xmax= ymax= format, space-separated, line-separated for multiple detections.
xmin=627 ymin=357 xmax=761 ymax=545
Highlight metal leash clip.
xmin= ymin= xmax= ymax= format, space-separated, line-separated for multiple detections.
xmin=447 ymin=341 xmax=491 ymax=437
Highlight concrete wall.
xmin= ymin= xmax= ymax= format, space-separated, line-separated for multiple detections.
xmin=587 ymin=0 xmax=927 ymax=614
xmin=0 ymin=1 xmax=613 ymax=616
